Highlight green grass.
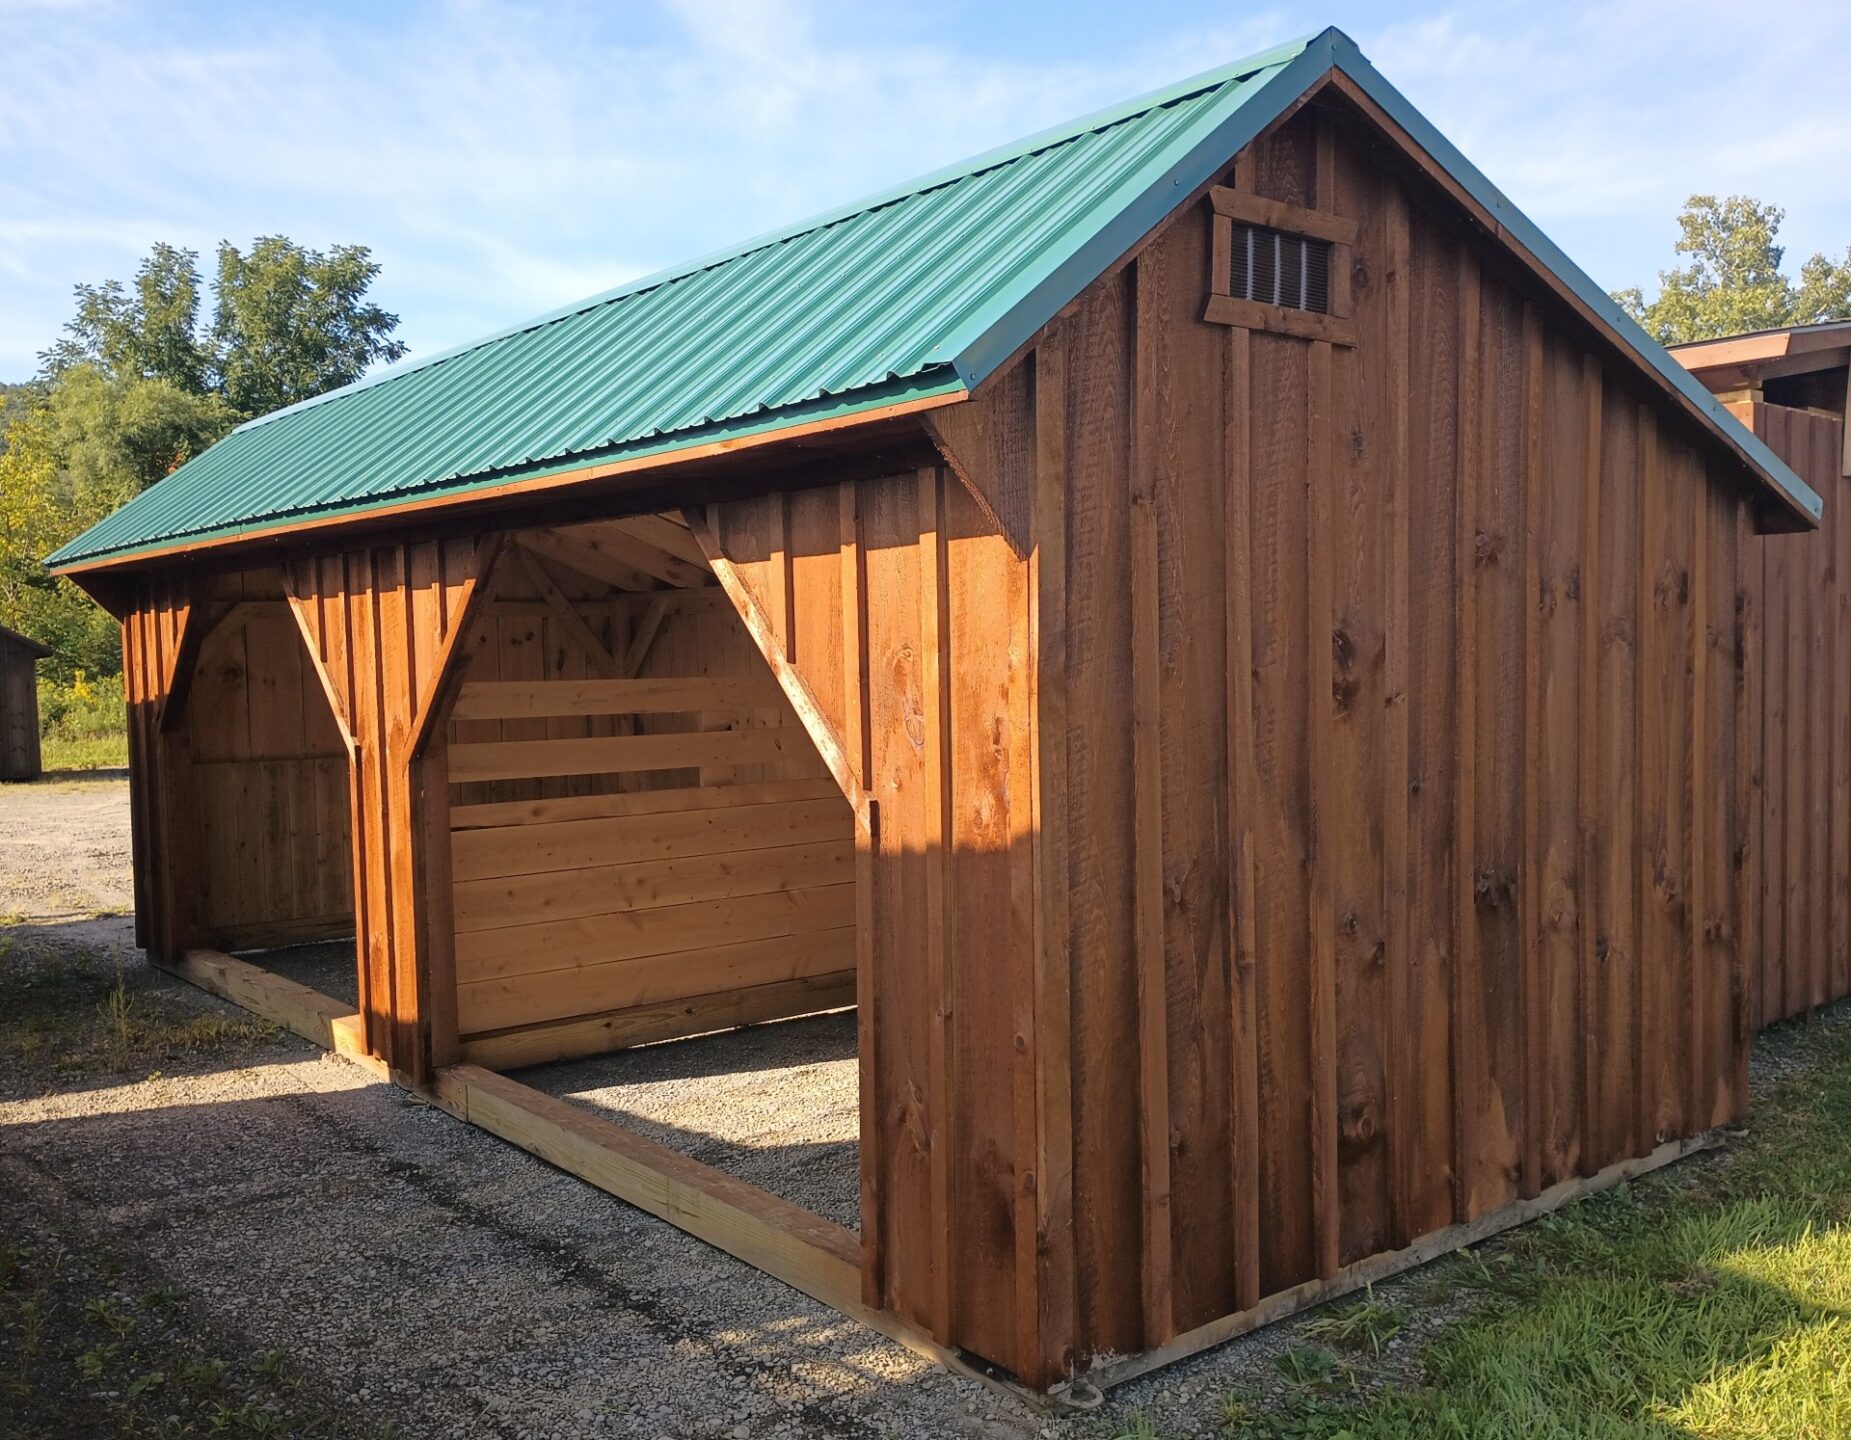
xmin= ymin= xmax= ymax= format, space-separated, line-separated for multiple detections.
xmin=39 ymin=732 xmax=127 ymax=771
xmin=1187 ymin=1010 xmax=1851 ymax=1440
xmin=35 ymin=670 xmax=127 ymax=771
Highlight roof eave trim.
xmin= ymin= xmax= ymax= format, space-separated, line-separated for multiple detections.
xmin=48 ymin=372 xmax=969 ymax=575
xmin=1325 ymin=37 xmax=1821 ymax=528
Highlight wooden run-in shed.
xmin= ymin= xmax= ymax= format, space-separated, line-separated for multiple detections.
xmin=1676 ymin=323 xmax=1851 ymax=1029
xmin=0 ymin=624 xmax=53 ymax=782
xmin=49 ymin=29 xmax=1825 ymax=1394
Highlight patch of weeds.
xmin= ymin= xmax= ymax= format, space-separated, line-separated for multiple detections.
xmin=84 ymin=1295 xmax=132 ymax=1335
xmin=253 ymin=1348 xmax=291 ymax=1386
xmin=145 ymin=1283 xmax=183 ymax=1309
xmin=176 ymin=1356 xmax=226 ymax=1397
xmin=1273 ymin=1342 xmax=1339 ymax=1388
xmin=1 ymin=935 xmax=278 ymax=1084
xmin=1302 ymin=1288 xmax=1406 ymax=1358
xmin=1106 ymin=1411 xmax=1165 ymax=1440
xmin=77 ymin=1342 xmax=118 ymax=1380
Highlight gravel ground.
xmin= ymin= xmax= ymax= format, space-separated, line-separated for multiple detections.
xmin=0 ymin=771 xmax=134 ymax=921
xmin=7 ymin=773 xmax=1725 ymax=1438
xmin=522 ymin=1012 xmax=860 ymax=1231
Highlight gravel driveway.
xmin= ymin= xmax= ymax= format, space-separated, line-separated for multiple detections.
xmin=0 ymin=775 xmax=1362 ymax=1439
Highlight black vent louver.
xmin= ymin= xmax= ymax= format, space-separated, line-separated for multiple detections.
xmin=1229 ymin=223 xmax=1332 ymax=314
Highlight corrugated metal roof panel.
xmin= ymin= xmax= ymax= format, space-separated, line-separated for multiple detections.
xmin=48 ymin=25 xmax=1820 ymax=568
xmin=49 ymin=39 xmax=1307 ymax=567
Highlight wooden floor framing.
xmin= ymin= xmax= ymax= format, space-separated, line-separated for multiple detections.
xmin=157 ymin=946 xmax=1719 ymax=1409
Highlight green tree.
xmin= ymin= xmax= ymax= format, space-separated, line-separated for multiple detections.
xmin=39 ymin=234 xmax=407 ymax=419
xmin=1616 ymin=195 xmax=1851 ymax=345
xmin=0 ymin=368 xmax=229 ymax=679
xmin=211 ymin=237 xmax=407 ymax=416
xmin=6 ymin=233 xmax=406 ymax=680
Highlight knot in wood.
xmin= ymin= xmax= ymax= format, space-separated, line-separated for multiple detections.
xmin=1473 ymin=529 xmax=1502 ymax=567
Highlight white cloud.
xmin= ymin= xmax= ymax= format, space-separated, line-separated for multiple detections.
xmin=2 ymin=0 xmax=1848 ymax=379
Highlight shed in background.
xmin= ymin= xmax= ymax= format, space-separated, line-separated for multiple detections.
xmin=1675 ymin=323 xmax=1851 ymax=1026
xmin=0 ymin=625 xmax=52 ymax=781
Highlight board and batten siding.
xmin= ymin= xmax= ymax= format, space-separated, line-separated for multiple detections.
xmin=706 ymin=470 xmax=1043 ymax=1380
xmin=1730 ymin=400 xmax=1850 ymax=1027
xmin=185 ymin=572 xmax=355 ymax=949
xmin=928 ymin=100 xmax=1760 ymax=1374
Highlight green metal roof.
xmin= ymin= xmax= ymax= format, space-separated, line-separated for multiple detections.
xmin=50 ymin=28 xmax=1819 ymax=570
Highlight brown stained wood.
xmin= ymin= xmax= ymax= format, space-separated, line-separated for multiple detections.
xmin=1519 ymin=306 xmax=1544 ymax=1202
xmin=839 ymin=480 xmax=883 ymax=1312
xmin=684 ymin=508 xmax=870 ymax=830
xmin=1202 ymin=293 xmax=1359 ymax=347
xmin=1206 ymin=185 xmax=1361 ymax=246
xmin=453 ymin=675 xmax=785 ymax=720
xmin=448 ymin=728 xmax=800 ymax=783
xmin=453 ymin=838 xmax=854 ymax=934
xmin=451 ymin=796 xmax=853 ymax=881
xmin=1029 ymin=335 xmax=1079 ymax=1380
xmin=1223 ymin=321 xmax=1263 ymax=1312
xmin=1577 ymin=356 xmax=1604 ymax=1170
xmin=1451 ymin=245 xmax=1481 ymax=1220
xmin=1305 ymin=336 xmax=1341 ymax=1282
xmin=456 ymin=882 xmax=855 ymax=977
xmin=513 ymin=544 xmax=619 ymax=675
xmin=457 ymin=925 xmax=856 ymax=1032
xmin=449 ymin=777 xmax=837 ymax=829
xmin=1379 ymin=182 xmax=1413 ymax=1244
xmin=916 ymin=468 xmax=955 ymax=1341
xmin=457 ymin=972 xmax=857 ymax=1068
xmin=1128 ymin=434 xmax=1174 ymax=1346
xmin=1326 ymin=135 xmax=1390 ymax=1266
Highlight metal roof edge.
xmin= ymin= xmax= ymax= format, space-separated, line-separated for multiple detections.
xmin=1323 ymin=35 xmax=1821 ymax=526
xmin=46 ymin=370 xmax=967 ymax=572
xmin=231 ymin=33 xmax=1324 ymax=441
xmin=946 ymin=31 xmax=1344 ymax=389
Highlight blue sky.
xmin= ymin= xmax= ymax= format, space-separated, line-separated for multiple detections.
xmin=3 ymin=0 xmax=1848 ymax=383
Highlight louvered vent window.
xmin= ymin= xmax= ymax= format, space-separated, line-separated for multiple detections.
xmin=1229 ymin=223 xmax=1332 ymax=315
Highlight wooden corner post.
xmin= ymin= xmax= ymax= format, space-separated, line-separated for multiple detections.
xmin=284 ymin=536 xmax=501 ymax=1081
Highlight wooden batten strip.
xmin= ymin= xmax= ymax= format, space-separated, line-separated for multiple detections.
xmin=447 ymin=727 xmax=799 ymax=783
xmin=1130 ymin=287 xmax=1174 ymax=1346
xmin=1305 ymin=336 xmax=1341 ymax=1279
xmin=1381 ymin=184 xmax=1413 ymax=1242
xmin=1450 ymin=247 xmax=1482 ymax=1222
xmin=917 ymin=467 xmax=955 ymax=1339
xmin=1577 ymin=355 xmax=1605 ymax=1165
xmin=1223 ymin=321 xmax=1263 ymax=1312
xmin=1635 ymin=406 xmax=1660 ymax=1150
xmin=838 ymin=478 xmax=884 ymax=1311
xmin=1030 ymin=334 xmax=1078 ymax=1378
xmin=1518 ymin=301 xmax=1545 ymax=1201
